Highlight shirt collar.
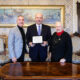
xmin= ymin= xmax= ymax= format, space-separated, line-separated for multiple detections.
xmin=36 ymin=24 xmax=42 ymax=27
xmin=36 ymin=24 xmax=42 ymax=31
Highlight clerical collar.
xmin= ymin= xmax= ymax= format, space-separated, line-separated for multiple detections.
xmin=56 ymin=30 xmax=64 ymax=36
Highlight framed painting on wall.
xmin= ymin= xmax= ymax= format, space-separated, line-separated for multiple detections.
xmin=0 ymin=5 xmax=65 ymax=28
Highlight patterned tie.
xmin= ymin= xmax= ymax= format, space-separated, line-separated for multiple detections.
xmin=38 ymin=26 xmax=41 ymax=35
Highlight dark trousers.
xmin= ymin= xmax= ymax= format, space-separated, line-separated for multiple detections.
xmin=29 ymin=44 xmax=47 ymax=62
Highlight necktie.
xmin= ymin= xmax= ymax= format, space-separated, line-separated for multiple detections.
xmin=38 ymin=26 xmax=41 ymax=35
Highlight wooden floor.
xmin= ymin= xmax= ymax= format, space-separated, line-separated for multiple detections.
xmin=0 ymin=62 xmax=80 ymax=80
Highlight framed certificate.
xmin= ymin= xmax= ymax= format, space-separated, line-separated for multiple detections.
xmin=32 ymin=36 xmax=43 ymax=44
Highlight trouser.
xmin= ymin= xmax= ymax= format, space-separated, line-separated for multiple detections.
xmin=29 ymin=44 xmax=47 ymax=62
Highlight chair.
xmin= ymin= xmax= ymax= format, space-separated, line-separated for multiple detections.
xmin=72 ymin=36 xmax=80 ymax=63
xmin=0 ymin=37 xmax=9 ymax=66
xmin=0 ymin=38 xmax=4 ymax=52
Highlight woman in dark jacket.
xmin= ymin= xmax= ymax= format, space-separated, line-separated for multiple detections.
xmin=50 ymin=22 xmax=72 ymax=63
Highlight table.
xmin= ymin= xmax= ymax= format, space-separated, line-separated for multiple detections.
xmin=0 ymin=62 xmax=80 ymax=80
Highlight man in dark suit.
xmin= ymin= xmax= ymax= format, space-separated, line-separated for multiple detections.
xmin=26 ymin=13 xmax=51 ymax=62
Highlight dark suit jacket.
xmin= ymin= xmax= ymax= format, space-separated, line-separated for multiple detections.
xmin=26 ymin=24 xmax=51 ymax=45
xmin=26 ymin=24 xmax=51 ymax=61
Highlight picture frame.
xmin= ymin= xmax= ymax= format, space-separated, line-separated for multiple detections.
xmin=0 ymin=5 xmax=65 ymax=28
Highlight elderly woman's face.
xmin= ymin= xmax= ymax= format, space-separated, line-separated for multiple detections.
xmin=56 ymin=22 xmax=63 ymax=32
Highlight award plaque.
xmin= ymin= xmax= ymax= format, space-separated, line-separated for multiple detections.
xmin=32 ymin=36 xmax=43 ymax=44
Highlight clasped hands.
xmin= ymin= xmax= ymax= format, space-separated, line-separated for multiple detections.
xmin=29 ymin=41 xmax=48 ymax=47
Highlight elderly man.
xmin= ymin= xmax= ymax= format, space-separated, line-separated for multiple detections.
xmin=8 ymin=15 xmax=27 ymax=63
xmin=26 ymin=13 xmax=51 ymax=62
xmin=50 ymin=22 xmax=72 ymax=63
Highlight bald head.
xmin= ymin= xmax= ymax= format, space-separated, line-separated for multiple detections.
xmin=56 ymin=22 xmax=63 ymax=26
xmin=35 ymin=13 xmax=43 ymax=25
xmin=55 ymin=22 xmax=63 ymax=32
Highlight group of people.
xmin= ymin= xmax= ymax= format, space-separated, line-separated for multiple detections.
xmin=8 ymin=13 xmax=72 ymax=63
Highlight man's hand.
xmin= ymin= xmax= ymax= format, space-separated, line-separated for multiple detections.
xmin=29 ymin=42 xmax=35 ymax=47
xmin=41 ymin=41 xmax=48 ymax=47
xmin=60 ymin=58 xmax=66 ymax=63
xmin=12 ymin=57 xmax=17 ymax=63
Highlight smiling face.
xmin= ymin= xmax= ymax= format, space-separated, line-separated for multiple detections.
xmin=35 ymin=13 xmax=43 ymax=25
xmin=17 ymin=16 xmax=24 ymax=27
xmin=56 ymin=22 xmax=63 ymax=32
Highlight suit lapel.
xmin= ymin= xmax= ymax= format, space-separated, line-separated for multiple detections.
xmin=33 ymin=24 xmax=44 ymax=36
xmin=34 ymin=24 xmax=38 ymax=36
xmin=41 ymin=24 xmax=44 ymax=35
